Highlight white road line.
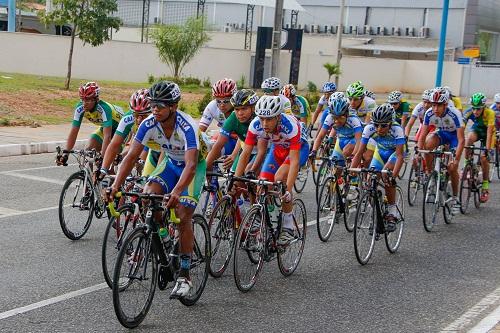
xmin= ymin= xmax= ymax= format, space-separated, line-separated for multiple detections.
xmin=441 ymin=286 xmax=500 ymax=332
xmin=0 ymin=207 xmax=22 ymax=215
xmin=2 ymin=172 xmax=65 ymax=185
xmin=0 ymin=205 xmax=59 ymax=220
xmin=0 ymin=283 xmax=107 ymax=320
xmin=468 ymin=304 xmax=500 ymax=333
xmin=0 ymin=164 xmax=76 ymax=174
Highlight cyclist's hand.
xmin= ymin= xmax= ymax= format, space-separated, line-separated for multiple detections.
xmin=308 ymin=150 xmax=317 ymax=160
xmin=222 ymin=155 xmax=235 ymax=170
xmin=488 ymin=149 xmax=495 ymax=160
xmin=245 ymin=170 xmax=257 ymax=180
xmin=166 ymin=190 xmax=180 ymax=209
xmin=95 ymin=155 xmax=103 ymax=169
xmin=56 ymin=153 xmax=68 ymax=166
xmin=104 ymin=186 xmax=118 ymax=203
xmin=95 ymin=168 xmax=107 ymax=182
xmin=281 ymin=190 xmax=293 ymax=203
xmin=327 ymin=136 xmax=334 ymax=145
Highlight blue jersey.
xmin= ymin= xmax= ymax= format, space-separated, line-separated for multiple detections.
xmin=361 ymin=122 xmax=405 ymax=151
xmin=322 ymin=114 xmax=362 ymax=138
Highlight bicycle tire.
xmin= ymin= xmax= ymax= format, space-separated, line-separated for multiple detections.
xmin=208 ymin=196 xmax=235 ymax=278
xmin=398 ymin=158 xmax=408 ymax=180
xmin=353 ymin=191 xmax=376 ymax=265
xmin=407 ymin=162 xmax=421 ymax=207
xmin=343 ymin=183 xmax=358 ymax=233
xmin=294 ymin=165 xmax=309 ymax=193
xmin=112 ymin=226 xmax=157 ymax=329
xmin=385 ymin=186 xmax=405 ymax=253
xmin=496 ymin=148 xmax=500 ymax=180
xmin=316 ymin=177 xmax=337 ymax=242
xmin=59 ymin=171 xmax=95 ymax=240
xmin=233 ymin=205 xmax=265 ymax=292
xmin=278 ymin=198 xmax=306 ymax=277
xmin=443 ymin=177 xmax=453 ymax=224
xmin=422 ymin=171 xmax=439 ymax=232
xmin=316 ymin=159 xmax=331 ymax=202
xmin=473 ymin=168 xmax=481 ymax=209
xmin=459 ymin=164 xmax=472 ymax=214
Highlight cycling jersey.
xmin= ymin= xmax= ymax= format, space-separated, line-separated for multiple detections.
xmin=317 ymin=95 xmax=328 ymax=111
xmin=349 ymin=96 xmax=377 ymax=119
xmin=279 ymin=94 xmax=292 ymax=114
xmin=290 ymin=95 xmax=309 ymax=122
xmin=114 ymin=111 xmax=137 ymax=140
xmin=323 ymin=114 xmax=363 ymax=138
xmin=489 ymin=103 xmax=500 ymax=130
xmin=72 ymin=100 xmax=123 ymax=130
xmin=411 ymin=102 xmax=427 ymax=122
xmin=245 ymin=113 xmax=302 ymax=150
xmin=394 ymin=101 xmax=410 ymax=125
xmin=135 ymin=111 xmax=206 ymax=166
xmin=200 ymin=100 xmax=229 ymax=129
xmin=361 ymin=122 xmax=405 ymax=170
xmin=450 ymin=96 xmax=463 ymax=111
xmin=423 ymin=107 xmax=463 ymax=133
xmin=463 ymin=107 xmax=496 ymax=141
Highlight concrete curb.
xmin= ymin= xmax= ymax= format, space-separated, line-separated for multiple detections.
xmin=0 ymin=140 xmax=88 ymax=157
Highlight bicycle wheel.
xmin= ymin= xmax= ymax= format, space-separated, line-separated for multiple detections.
xmin=59 ymin=171 xmax=95 ymax=240
xmin=343 ymin=184 xmax=359 ymax=233
xmin=196 ymin=186 xmax=218 ymax=219
xmin=385 ymin=186 xmax=405 ymax=253
xmin=278 ymin=198 xmax=306 ymax=277
xmin=398 ymin=157 xmax=408 ymax=180
xmin=496 ymin=147 xmax=500 ymax=180
xmin=294 ymin=165 xmax=309 ymax=193
xmin=316 ymin=159 xmax=331 ymax=198
xmin=179 ymin=214 xmax=210 ymax=306
xmin=208 ymin=196 xmax=235 ymax=278
xmin=407 ymin=162 xmax=421 ymax=207
xmin=459 ymin=164 xmax=472 ymax=214
xmin=473 ymin=168 xmax=481 ymax=209
xmin=443 ymin=177 xmax=453 ymax=224
xmin=102 ymin=204 xmax=141 ymax=289
xmin=353 ymin=191 xmax=376 ymax=265
xmin=422 ymin=172 xmax=439 ymax=232
xmin=233 ymin=205 xmax=265 ymax=292
xmin=316 ymin=177 xmax=338 ymax=242
xmin=112 ymin=227 xmax=157 ymax=329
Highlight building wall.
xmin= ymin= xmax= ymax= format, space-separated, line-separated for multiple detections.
xmin=460 ymin=65 xmax=500 ymax=97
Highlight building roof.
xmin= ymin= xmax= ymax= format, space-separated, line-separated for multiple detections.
xmin=205 ymin=0 xmax=305 ymax=11
xmin=343 ymin=43 xmax=454 ymax=54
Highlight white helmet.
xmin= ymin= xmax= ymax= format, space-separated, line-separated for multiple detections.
xmin=331 ymin=91 xmax=345 ymax=100
xmin=387 ymin=91 xmax=403 ymax=104
xmin=255 ymin=95 xmax=283 ymax=118
xmin=422 ymin=89 xmax=433 ymax=102
xmin=430 ymin=87 xmax=450 ymax=104
xmin=494 ymin=93 xmax=500 ymax=103
xmin=261 ymin=77 xmax=282 ymax=91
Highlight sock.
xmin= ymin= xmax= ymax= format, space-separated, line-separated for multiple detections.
xmin=282 ymin=212 xmax=294 ymax=230
xmin=179 ymin=254 xmax=191 ymax=278
xmin=482 ymin=180 xmax=489 ymax=190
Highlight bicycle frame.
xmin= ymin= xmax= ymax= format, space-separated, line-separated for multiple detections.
xmin=419 ymin=147 xmax=453 ymax=206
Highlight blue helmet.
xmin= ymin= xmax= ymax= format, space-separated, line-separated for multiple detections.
xmin=328 ymin=95 xmax=349 ymax=116
xmin=321 ymin=82 xmax=337 ymax=94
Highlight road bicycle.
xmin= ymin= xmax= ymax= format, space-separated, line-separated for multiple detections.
xmin=460 ymin=145 xmax=488 ymax=214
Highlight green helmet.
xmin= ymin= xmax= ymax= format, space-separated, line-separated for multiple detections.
xmin=470 ymin=92 xmax=486 ymax=108
xmin=346 ymin=81 xmax=365 ymax=99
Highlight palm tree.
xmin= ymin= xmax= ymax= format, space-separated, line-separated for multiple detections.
xmin=323 ymin=62 xmax=342 ymax=83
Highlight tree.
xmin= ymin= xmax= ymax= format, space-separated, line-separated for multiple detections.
xmin=150 ymin=16 xmax=211 ymax=79
xmin=40 ymin=0 xmax=121 ymax=89
xmin=323 ymin=62 xmax=342 ymax=82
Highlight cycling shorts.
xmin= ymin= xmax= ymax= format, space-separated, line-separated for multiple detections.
xmin=434 ymin=130 xmax=458 ymax=148
xmin=331 ymin=137 xmax=356 ymax=166
xmin=142 ymin=149 xmax=161 ymax=177
xmin=260 ymin=143 xmax=309 ymax=181
xmin=369 ymin=147 xmax=398 ymax=171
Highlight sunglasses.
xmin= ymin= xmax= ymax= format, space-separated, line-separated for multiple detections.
xmin=150 ymin=101 xmax=175 ymax=109
xmin=348 ymin=97 xmax=362 ymax=102
xmin=216 ymin=99 xmax=231 ymax=105
xmin=374 ymin=123 xmax=390 ymax=128
xmin=333 ymin=115 xmax=346 ymax=120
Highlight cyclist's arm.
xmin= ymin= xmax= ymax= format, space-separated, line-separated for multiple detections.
xmin=230 ymin=139 xmax=241 ymax=160
xmin=101 ymin=134 xmax=125 ymax=171
xmin=352 ymin=131 xmax=362 ymax=157
xmin=455 ymin=127 xmax=465 ymax=162
xmin=391 ymin=144 xmax=405 ymax=178
xmin=286 ymin=149 xmax=300 ymax=192
xmin=198 ymin=106 xmax=213 ymax=132
xmin=404 ymin=117 xmax=416 ymax=137
xmin=235 ymin=143 xmax=254 ymax=177
xmin=172 ymin=149 xmax=197 ymax=197
xmin=65 ymin=126 xmax=79 ymax=151
xmin=101 ymin=126 xmax=113 ymax=157
xmin=351 ymin=142 xmax=367 ymax=168
xmin=312 ymin=127 xmax=328 ymax=152
xmin=206 ymin=134 xmax=229 ymax=170
xmin=487 ymin=125 xmax=494 ymax=150
xmin=417 ymin=124 xmax=429 ymax=150
xmin=111 ymin=139 xmax=144 ymax=191
xmin=250 ymin=139 xmax=268 ymax=173
xmin=311 ymin=104 xmax=323 ymax=126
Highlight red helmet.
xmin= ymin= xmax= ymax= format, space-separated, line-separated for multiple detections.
xmin=280 ymin=84 xmax=296 ymax=99
xmin=129 ymin=88 xmax=151 ymax=114
xmin=79 ymin=82 xmax=100 ymax=99
xmin=212 ymin=78 xmax=237 ymax=98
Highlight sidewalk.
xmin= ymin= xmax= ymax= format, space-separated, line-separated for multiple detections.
xmin=0 ymin=123 xmax=94 ymax=157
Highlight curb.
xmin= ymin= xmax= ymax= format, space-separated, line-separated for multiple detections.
xmin=0 ymin=140 xmax=88 ymax=157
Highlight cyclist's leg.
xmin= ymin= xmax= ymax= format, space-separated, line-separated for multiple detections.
xmin=423 ymin=132 xmax=441 ymax=174
xmin=383 ymin=151 xmax=400 ymax=228
xmin=465 ymin=131 xmax=478 ymax=159
xmin=363 ymin=138 xmax=376 ymax=167
xmin=88 ymin=127 xmax=103 ymax=151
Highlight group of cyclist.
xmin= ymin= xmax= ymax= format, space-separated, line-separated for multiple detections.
xmin=55 ymin=75 xmax=500 ymax=298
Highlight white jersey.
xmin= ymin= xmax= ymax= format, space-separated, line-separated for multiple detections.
xmin=411 ymin=102 xmax=427 ymax=122
xmin=349 ymin=96 xmax=377 ymax=118
xmin=423 ymin=107 xmax=464 ymax=133
xmin=279 ymin=94 xmax=292 ymax=113
xmin=199 ymin=100 xmax=228 ymax=128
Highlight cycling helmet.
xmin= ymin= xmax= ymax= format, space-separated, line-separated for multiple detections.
xmin=494 ymin=93 xmax=500 ymax=103
xmin=149 ymin=81 xmax=181 ymax=104
xmin=331 ymin=91 xmax=345 ymax=100
xmin=429 ymin=87 xmax=450 ymax=104
xmin=346 ymin=81 xmax=365 ymax=99
xmin=422 ymin=89 xmax=433 ymax=101
xmin=230 ymin=89 xmax=259 ymax=107
xmin=371 ymin=103 xmax=394 ymax=124
xmin=328 ymin=96 xmax=349 ymax=117
xmin=321 ymin=82 xmax=337 ymax=93
xmin=470 ymin=92 xmax=487 ymax=108
xmin=261 ymin=77 xmax=281 ymax=90
xmin=280 ymin=84 xmax=297 ymax=99
xmin=212 ymin=78 xmax=237 ymax=98
xmin=129 ymin=88 xmax=151 ymax=114
xmin=387 ymin=91 xmax=403 ymax=104
xmin=443 ymin=86 xmax=453 ymax=95
xmin=365 ymin=90 xmax=376 ymax=100
xmin=79 ymin=82 xmax=100 ymax=99
xmin=255 ymin=95 xmax=283 ymax=118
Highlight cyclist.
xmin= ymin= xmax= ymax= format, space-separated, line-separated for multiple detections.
xmin=490 ymin=93 xmax=500 ymax=132
xmin=199 ymin=78 xmax=238 ymax=157
xmin=261 ymin=77 xmax=291 ymax=113
xmin=106 ymin=81 xmax=207 ymax=298
xmin=404 ymin=89 xmax=433 ymax=140
xmin=346 ymin=81 xmax=377 ymax=124
xmin=351 ymin=104 xmax=406 ymax=230
xmin=56 ymin=82 xmax=124 ymax=166
xmin=206 ymin=89 xmax=261 ymax=173
xmin=281 ymin=83 xmax=310 ymax=125
xmin=444 ymin=86 xmax=463 ymax=112
xmin=417 ymin=87 xmax=464 ymax=215
xmin=387 ymin=91 xmax=411 ymax=128
xmin=310 ymin=96 xmax=362 ymax=167
xmin=365 ymin=90 xmax=376 ymax=101
xmin=311 ymin=82 xmax=336 ymax=129
xmin=463 ymin=92 xmax=496 ymax=202
xmin=235 ymin=95 xmax=308 ymax=245
xmin=98 ymin=89 xmax=159 ymax=179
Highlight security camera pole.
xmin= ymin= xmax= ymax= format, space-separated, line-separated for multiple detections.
xmin=271 ymin=0 xmax=284 ymax=76
xmin=335 ymin=0 xmax=346 ymax=86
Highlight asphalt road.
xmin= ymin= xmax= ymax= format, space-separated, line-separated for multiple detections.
xmin=0 ymin=153 xmax=499 ymax=332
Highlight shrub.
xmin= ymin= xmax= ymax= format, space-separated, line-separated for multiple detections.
xmin=305 ymin=92 xmax=320 ymax=106
xmin=202 ymin=77 xmax=211 ymax=88
xmin=147 ymin=74 xmax=155 ymax=84
xmin=184 ymin=76 xmax=201 ymax=86
xmin=237 ymin=75 xmax=246 ymax=89
xmin=307 ymin=81 xmax=318 ymax=93
xmin=198 ymin=90 xmax=213 ymax=115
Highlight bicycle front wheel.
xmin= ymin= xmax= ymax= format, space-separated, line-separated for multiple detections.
xmin=112 ymin=227 xmax=157 ymax=329
xmin=316 ymin=177 xmax=338 ymax=242
xmin=59 ymin=171 xmax=95 ymax=240
xmin=294 ymin=165 xmax=309 ymax=193
xmin=344 ymin=184 xmax=359 ymax=233
xmin=278 ymin=198 xmax=306 ymax=277
xmin=354 ymin=191 xmax=376 ymax=265
xmin=407 ymin=162 xmax=421 ymax=206
xmin=385 ymin=186 xmax=405 ymax=253
xmin=233 ymin=205 xmax=265 ymax=292
xmin=459 ymin=164 xmax=472 ymax=214
xmin=316 ymin=159 xmax=331 ymax=200
xmin=208 ymin=196 xmax=236 ymax=278
xmin=422 ymin=172 xmax=439 ymax=232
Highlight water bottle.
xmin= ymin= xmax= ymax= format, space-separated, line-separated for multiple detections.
xmin=236 ymin=198 xmax=247 ymax=218
xmin=159 ymin=227 xmax=171 ymax=248
xmin=268 ymin=203 xmax=279 ymax=227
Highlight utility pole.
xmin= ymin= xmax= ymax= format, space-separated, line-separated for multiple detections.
xmin=271 ymin=0 xmax=284 ymax=77
xmin=8 ymin=0 xmax=16 ymax=32
xmin=435 ymin=0 xmax=450 ymax=86
xmin=335 ymin=0 xmax=346 ymax=86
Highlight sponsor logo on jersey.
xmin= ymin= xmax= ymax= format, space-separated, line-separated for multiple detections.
xmin=177 ymin=115 xmax=192 ymax=132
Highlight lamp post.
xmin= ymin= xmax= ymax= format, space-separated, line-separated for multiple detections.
xmin=435 ymin=0 xmax=450 ymax=86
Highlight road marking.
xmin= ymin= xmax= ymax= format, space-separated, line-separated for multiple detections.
xmin=0 ymin=283 xmax=107 ymax=320
xmin=1 ymin=172 xmax=65 ymax=185
xmin=0 ymin=206 xmax=59 ymax=220
xmin=0 ymin=164 xmax=76 ymax=174
xmin=468 ymin=304 xmax=500 ymax=333
xmin=0 ymin=207 xmax=22 ymax=215
xmin=441 ymin=285 xmax=500 ymax=332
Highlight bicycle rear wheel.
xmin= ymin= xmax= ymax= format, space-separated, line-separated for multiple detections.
xmin=316 ymin=177 xmax=338 ymax=242
xmin=316 ymin=159 xmax=331 ymax=200
xmin=385 ymin=186 xmax=405 ymax=253
xmin=496 ymin=147 xmax=500 ymax=179
xmin=422 ymin=172 xmax=439 ymax=232
xmin=112 ymin=227 xmax=157 ymax=329
xmin=179 ymin=214 xmax=210 ymax=306
xmin=343 ymin=184 xmax=359 ymax=233
xmin=443 ymin=177 xmax=453 ymax=224
xmin=294 ymin=165 xmax=309 ymax=193
xmin=102 ymin=204 xmax=141 ymax=289
xmin=59 ymin=171 xmax=95 ymax=240
xmin=473 ymin=169 xmax=481 ymax=209
xmin=278 ymin=198 xmax=306 ymax=277
xmin=407 ymin=162 xmax=421 ymax=207
xmin=208 ymin=196 xmax=235 ymax=278
xmin=459 ymin=164 xmax=472 ymax=214
xmin=233 ymin=205 xmax=265 ymax=292
xmin=354 ymin=191 xmax=376 ymax=265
